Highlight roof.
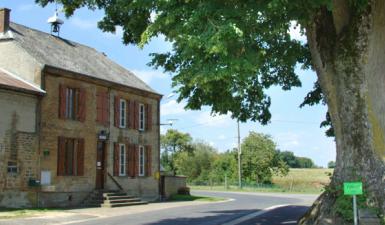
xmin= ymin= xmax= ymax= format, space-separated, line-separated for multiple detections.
xmin=0 ymin=68 xmax=45 ymax=95
xmin=8 ymin=22 xmax=160 ymax=95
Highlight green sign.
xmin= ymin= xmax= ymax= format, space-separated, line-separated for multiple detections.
xmin=344 ymin=182 xmax=363 ymax=195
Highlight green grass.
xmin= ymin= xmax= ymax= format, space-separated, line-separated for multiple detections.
xmin=169 ymin=194 xmax=226 ymax=202
xmin=0 ymin=208 xmax=58 ymax=219
xmin=190 ymin=168 xmax=333 ymax=194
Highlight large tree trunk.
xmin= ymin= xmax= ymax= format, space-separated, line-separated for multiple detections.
xmin=299 ymin=0 xmax=385 ymax=224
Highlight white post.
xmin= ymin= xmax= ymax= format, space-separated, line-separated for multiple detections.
xmin=353 ymin=195 xmax=358 ymax=225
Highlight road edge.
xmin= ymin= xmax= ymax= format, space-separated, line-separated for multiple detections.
xmin=221 ymin=204 xmax=290 ymax=225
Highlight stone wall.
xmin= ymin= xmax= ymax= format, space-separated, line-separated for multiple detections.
xmin=0 ymin=90 xmax=39 ymax=208
xmin=39 ymin=73 xmax=160 ymax=206
xmin=163 ymin=176 xmax=187 ymax=199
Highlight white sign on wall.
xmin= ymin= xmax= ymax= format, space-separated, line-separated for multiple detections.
xmin=41 ymin=170 xmax=51 ymax=185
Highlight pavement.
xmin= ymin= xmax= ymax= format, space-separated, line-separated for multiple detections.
xmin=0 ymin=191 xmax=318 ymax=225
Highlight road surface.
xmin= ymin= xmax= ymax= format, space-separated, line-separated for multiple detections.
xmin=0 ymin=190 xmax=318 ymax=225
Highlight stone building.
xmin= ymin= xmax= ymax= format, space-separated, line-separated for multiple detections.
xmin=0 ymin=8 xmax=162 ymax=207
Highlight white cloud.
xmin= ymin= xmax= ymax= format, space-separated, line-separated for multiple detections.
xmin=288 ymin=21 xmax=306 ymax=42
xmin=69 ymin=17 xmax=97 ymax=30
xmin=274 ymin=132 xmax=301 ymax=150
xmin=131 ymin=69 xmax=166 ymax=85
xmin=161 ymin=100 xmax=188 ymax=116
xmin=195 ymin=112 xmax=232 ymax=127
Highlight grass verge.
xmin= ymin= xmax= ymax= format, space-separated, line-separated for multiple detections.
xmin=0 ymin=208 xmax=58 ymax=219
xmin=169 ymin=194 xmax=226 ymax=202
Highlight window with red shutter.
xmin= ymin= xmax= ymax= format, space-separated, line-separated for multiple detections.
xmin=57 ymin=137 xmax=85 ymax=176
xmin=113 ymin=143 xmax=119 ymax=176
xmin=78 ymin=89 xmax=86 ymax=122
xmin=128 ymin=144 xmax=135 ymax=177
xmin=59 ymin=85 xmax=86 ymax=122
xmin=145 ymin=145 xmax=152 ymax=176
xmin=59 ymin=85 xmax=67 ymax=119
xmin=97 ymin=91 xmax=109 ymax=126
xmin=145 ymin=104 xmax=152 ymax=131
xmin=114 ymin=96 xmax=120 ymax=127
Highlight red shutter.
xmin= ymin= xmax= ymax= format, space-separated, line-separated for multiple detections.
xmin=77 ymin=138 xmax=85 ymax=176
xmin=113 ymin=143 xmax=119 ymax=176
xmin=114 ymin=96 xmax=120 ymax=127
xmin=128 ymin=144 xmax=135 ymax=177
xmin=78 ymin=89 xmax=86 ymax=122
xmin=59 ymin=85 xmax=67 ymax=119
xmin=103 ymin=92 xmax=110 ymax=126
xmin=145 ymin=104 xmax=152 ymax=131
xmin=129 ymin=100 xmax=135 ymax=129
xmin=134 ymin=101 xmax=139 ymax=130
xmin=57 ymin=136 xmax=66 ymax=176
xmin=146 ymin=145 xmax=152 ymax=176
xmin=134 ymin=144 xmax=139 ymax=177
xmin=125 ymin=142 xmax=130 ymax=176
xmin=96 ymin=92 xmax=103 ymax=123
xmin=126 ymin=100 xmax=131 ymax=129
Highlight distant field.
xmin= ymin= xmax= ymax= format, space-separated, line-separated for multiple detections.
xmin=272 ymin=168 xmax=333 ymax=193
xmin=190 ymin=168 xmax=333 ymax=194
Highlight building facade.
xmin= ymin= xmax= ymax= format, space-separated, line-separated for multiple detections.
xmin=0 ymin=8 xmax=162 ymax=208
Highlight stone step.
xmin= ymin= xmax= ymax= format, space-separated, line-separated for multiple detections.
xmin=105 ymin=198 xmax=142 ymax=204
xmin=103 ymin=192 xmax=131 ymax=197
xmin=101 ymin=201 xmax=148 ymax=208
xmin=105 ymin=195 xmax=136 ymax=200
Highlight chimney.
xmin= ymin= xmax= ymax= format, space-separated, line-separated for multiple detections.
xmin=0 ymin=8 xmax=11 ymax=33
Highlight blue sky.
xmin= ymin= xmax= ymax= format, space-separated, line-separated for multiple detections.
xmin=2 ymin=1 xmax=336 ymax=167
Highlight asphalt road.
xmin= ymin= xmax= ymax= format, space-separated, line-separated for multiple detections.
xmin=0 ymin=191 xmax=318 ymax=225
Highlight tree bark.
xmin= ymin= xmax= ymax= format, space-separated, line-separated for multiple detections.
xmin=299 ymin=0 xmax=385 ymax=224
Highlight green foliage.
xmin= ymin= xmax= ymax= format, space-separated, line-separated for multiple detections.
xmin=278 ymin=151 xmax=316 ymax=168
xmin=328 ymin=161 xmax=336 ymax=168
xmin=160 ymin=129 xmax=192 ymax=173
xmin=241 ymin=132 xmax=288 ymax=184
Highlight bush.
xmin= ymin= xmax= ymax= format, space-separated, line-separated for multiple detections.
xmin=177 ymin=186 xmax=190 ymax=195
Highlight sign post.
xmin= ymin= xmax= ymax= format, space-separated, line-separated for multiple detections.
xmin=344 ymin=182 xmax=363 ymax=225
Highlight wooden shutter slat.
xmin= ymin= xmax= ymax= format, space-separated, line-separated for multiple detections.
xmin=134 ymin=144 xmax=139 ymax=177
xmin=146 ymin=145 xmax=152 ymax=176
xmin=145 ymin=104 xmax=152 ymax=131
xmin=134 ymin=101 xmax=139 ymax=130
xmin=57 ymin=136 xmax=66 ymax=176
xmin=103 ymin=92 xmax=110 ymax=126
xmin=129 ymin=100 xmax=135 ymax=129
xmin=125 ymin=142 xmax=130 ymax=176
xmin=59 ymin=85 xmax=67 ymax=119
xmin=113 ymin=143 xmax=119 ymax=176
xmin=78 ymin=89 xmax=86 ymax=122
xmin=128 ymin=144 xmax=135 ymax=177
xmin=77 ymin=138 xmax=85 ymax=176
xmin=114 ymin=96 xmax=120 ymax=127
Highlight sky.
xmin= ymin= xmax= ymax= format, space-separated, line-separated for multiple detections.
xmin=1 ymin=1 xmax=336 ymax=167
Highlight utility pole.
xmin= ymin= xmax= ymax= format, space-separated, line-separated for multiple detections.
xmin=237 ymin=121 xmax=242 ymax=189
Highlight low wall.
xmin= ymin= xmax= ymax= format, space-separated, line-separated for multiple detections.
xmin=162 ymin=175 xmax=187 ymax=199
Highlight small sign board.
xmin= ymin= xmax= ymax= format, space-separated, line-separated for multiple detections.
xmin=344 ymin=182 xmax=363 ymax=195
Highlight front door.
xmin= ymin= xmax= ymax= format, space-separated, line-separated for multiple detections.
xmin=96 ymin=141 xmax=106 ymax=189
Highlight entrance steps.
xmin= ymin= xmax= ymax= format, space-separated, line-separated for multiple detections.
xmin=82 ymin=190 xmax=148 ymax=208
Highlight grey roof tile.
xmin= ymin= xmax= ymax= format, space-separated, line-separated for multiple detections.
xmin=9 ymin=22 xmax=159 ymax=95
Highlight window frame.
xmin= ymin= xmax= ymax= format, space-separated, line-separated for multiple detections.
xmin=65 ymin=87 xmax=79 ymax=120
xmin=139 ymin=103 xmax=145 ymax=131
xmin=138 ymin=145 xmax=145 ymax=176
xmin=119 ymin=99 xmax=126 ymax=128
xmin=64 ymin=138 xmax=79 ymax=176
xmin=119 ymin=144 xmax=126 ymax=176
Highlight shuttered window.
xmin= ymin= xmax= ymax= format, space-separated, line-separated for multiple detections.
xmin=138 ymin=145 xmax=145 ymax=176
xmin=119 ymin=99 xmax=126 ymax=128
xmin=139 ymin=103 xmax=145 ymax=131
xmin=96 ymin=91 xmax=109 ymax=126
xmin=145 ymin=145 xmax=152 ymax=176
xmin=57 ymin=137 xmax=85 ymax=176
xmin=119 ymin=144 xmax=126 ymax=176
xmin=59 ymin=85 xmax=86 ymax=122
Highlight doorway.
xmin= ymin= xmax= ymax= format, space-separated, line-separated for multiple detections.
xmin=95 ymin=141 xmax=106 ymax=189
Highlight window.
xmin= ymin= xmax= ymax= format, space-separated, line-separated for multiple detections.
xmin=57 ymin=137 xmax=84 ymax=176
xmin=59 ymin=85 xmax=86 ymax=121
xmin=96 ymin=91 xmax=109 ymax=125
xmin=7 ymin=161 xmax=17 ymax=174
xmin=139 ymin=145 xmax=145 ymax=176
xmin=119 ymin=99 xmax=126 ymax=128
xmin=119 ymin=144 xmax=126 ymax=176
xmin=66 ymin=88 xmax=79 ymax=120
xmin=139 ymin=103 xmax=145 ymax=131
